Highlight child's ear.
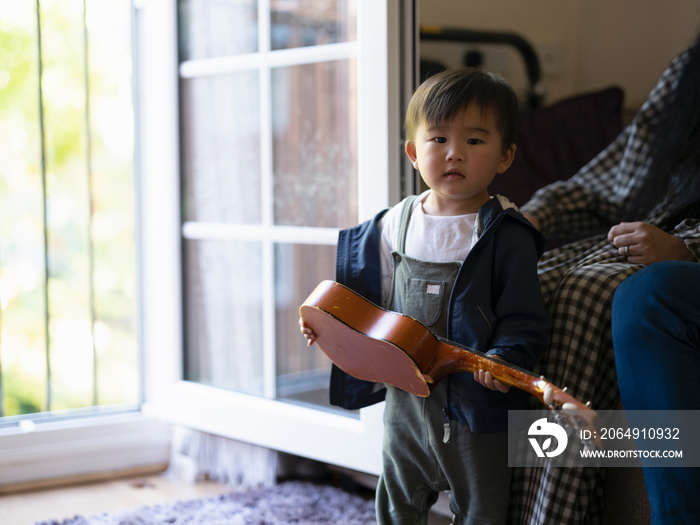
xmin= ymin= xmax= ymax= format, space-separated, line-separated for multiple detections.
xmin=405 ymin=140 xmax=419 ymax=170
xmin=497 ymin=143 xmax=517 ymax=174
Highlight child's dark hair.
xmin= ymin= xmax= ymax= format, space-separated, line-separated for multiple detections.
xmin=405 ymin=68 xmax=518 ymax=151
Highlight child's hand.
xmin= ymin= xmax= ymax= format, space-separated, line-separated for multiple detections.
xmin=298 ymin=317 xmax=317 ymax=346
xmin=473 ymin=356 xmax=511 ymax=393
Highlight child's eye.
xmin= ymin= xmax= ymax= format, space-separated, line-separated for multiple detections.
xmin=433 ymin=137 xmax=447 ymax=143
xmin=467 ymin=138 xmax=482 ymax=145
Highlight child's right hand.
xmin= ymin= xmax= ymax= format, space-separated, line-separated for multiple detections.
xmin=298 ymin=317 xmax=317 ymax=346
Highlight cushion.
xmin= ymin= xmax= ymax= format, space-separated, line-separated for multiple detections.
xmin=489 ymin=86 xmax=625 ymax=206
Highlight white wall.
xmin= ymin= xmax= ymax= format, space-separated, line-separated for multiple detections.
xmin=418 ymin=0 xmax=700 ymax=109
xmin=573 ymin=0 xmax=700 ymax=107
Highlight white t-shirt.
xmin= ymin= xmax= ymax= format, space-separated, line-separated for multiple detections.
xmin=378 ymin=191 xmax=517 ymax=307
xmin=378 ymin=190 xmax=478 ymax=306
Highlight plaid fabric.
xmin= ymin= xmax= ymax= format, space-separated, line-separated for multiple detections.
xmin=508 ymin=50 xmax=700 ymax=525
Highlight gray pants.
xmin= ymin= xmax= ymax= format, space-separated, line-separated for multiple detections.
xmin=375 ymin=381 xmax=511 ymax=525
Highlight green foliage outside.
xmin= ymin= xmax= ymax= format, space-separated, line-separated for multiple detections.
xmin=0 ymin=1 xmax=139 ymax=418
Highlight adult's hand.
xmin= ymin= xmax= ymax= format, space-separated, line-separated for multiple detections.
xmin=608 ymin=221 xmax=696 ymax=264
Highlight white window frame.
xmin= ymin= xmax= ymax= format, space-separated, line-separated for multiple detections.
xmin=0 ymin=0 xmax=176 ymax=489
xmin=144 ymin=0 xmax=412 ymax=476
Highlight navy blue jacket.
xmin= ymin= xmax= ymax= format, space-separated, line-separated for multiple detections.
xmin=330 ymin=197 xmax=550 ymax=432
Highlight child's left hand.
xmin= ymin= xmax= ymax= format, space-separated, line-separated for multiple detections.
xmin=473 ymin=356 xmax=511 ymax=393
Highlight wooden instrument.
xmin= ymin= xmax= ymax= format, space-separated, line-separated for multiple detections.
xmin=299 ymin=280 xmax=602 ymax=449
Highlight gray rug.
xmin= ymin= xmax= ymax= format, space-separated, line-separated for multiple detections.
xmin=34 ymin=481 xmax=376 ymax=525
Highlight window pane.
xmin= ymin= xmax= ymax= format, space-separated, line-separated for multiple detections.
xmin=271 ymin=59 xmax=358 ymax=228
xmin=178 ymin=0 xmax=258 ymax=61
xmin=86 ymin=0 xmax=139 ymax=407
xmin=0 ymin=3 xmax=47 ymax=416
xmin=184 ymin=239 xmax=264 ymax=396
xmin=180 ymin=70 xmax=261 ymax=224
xmin=178 ymin=1 xmax=362 ymax=418
xmin=271 ymin=0 xmax=357 ymax=50
xmin=0 ymin=0 xmax=138 ymax=417
xmin=275 ymin=242 xmax=354 ymax=414
xmin=42 ymin=0 xmax=94 ymax=411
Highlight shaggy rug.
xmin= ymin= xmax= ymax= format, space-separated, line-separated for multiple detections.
xmin=33 ymin=481 xmax=377 ymax=525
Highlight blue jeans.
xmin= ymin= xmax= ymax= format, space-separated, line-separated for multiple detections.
xmin=612 ymin=261 xmax=700 ymax=525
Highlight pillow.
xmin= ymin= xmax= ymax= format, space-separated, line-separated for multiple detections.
xmin=489 ymin=86 xmax=625 ymax=206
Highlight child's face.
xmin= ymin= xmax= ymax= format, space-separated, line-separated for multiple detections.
xmin=405 ymin=104 xmax=515 ymax=215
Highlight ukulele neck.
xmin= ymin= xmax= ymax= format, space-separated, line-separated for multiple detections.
xmin=429 ymin=337 xmax=548 ymax=404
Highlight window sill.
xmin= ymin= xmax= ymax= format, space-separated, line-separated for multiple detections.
xmin=0 ymin=411 xmax=172 ymax=491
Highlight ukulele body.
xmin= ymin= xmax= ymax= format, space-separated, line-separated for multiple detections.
xmin=300 ymin=280 xmax=602 ymax=448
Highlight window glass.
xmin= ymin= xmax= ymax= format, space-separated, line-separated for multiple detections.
xmin=179 ymin=0 xmax=358 ymax=414
xmin=271 ymin=59 xmax=358 ymax=228
xmin=271 ymin=0 xmax=357 ymax=50
xmin=183 ymin=239 xmax=264 ymax=395
xmin=178 ymin=0 xmax=258 ymax=61
xmin=1 ymin=3 xmax=47 ymax=416
xmin=274 ymin=242 xmax=339 ymax=409
xmin=0 ymin=0 xmax=138 ymax=417
xmin=181 ymin=70 xmax=262 ymax=224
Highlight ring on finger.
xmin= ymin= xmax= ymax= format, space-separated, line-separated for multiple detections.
xmin=624 ymin=245 xmax=630 ymax=257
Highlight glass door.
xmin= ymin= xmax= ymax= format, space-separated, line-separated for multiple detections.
xmin=141 ymin=0 xmax=414 ymax=475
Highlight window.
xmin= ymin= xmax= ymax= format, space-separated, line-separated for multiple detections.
xmin=0 ymin=0 xmax=413 ymax=485
xmin=0 ymin=1 xmax=139 ymax=422
xmin=145 ymin=0 xmax=413 ymax=474
xmin=0 ymin=0 xmax=170 ymax=490
xmin=178 ymin=0 xmax=359 ymax=412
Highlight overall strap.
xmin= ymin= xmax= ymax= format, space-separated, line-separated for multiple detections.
xmin=396 ymin=195 xmax=419 ymax=253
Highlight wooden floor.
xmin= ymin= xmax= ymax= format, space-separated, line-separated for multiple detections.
xmin=0 ymin=471 xmax=233 ymax=525
xmin=0 ymin=470 xmax=453 ymax=525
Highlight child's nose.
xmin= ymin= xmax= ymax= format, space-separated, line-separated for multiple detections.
xmin=447 ymin=146 xmax=464 ymax=161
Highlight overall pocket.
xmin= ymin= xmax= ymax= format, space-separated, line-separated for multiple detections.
xmin=400 ymin=277 xmax=446 ymax=327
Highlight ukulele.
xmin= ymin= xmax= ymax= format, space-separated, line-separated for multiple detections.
xmin=299 ymin=280 xmax=602 ymax=449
